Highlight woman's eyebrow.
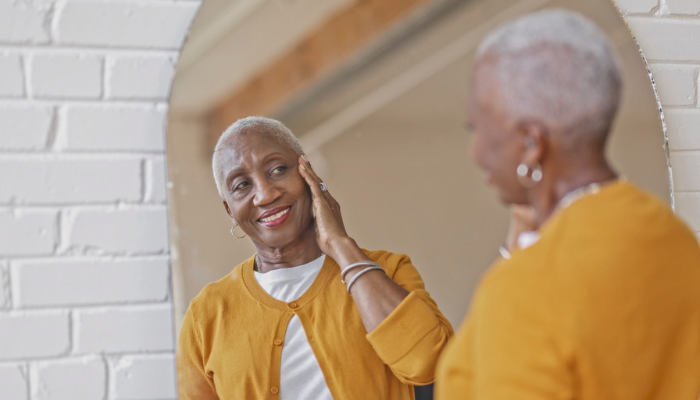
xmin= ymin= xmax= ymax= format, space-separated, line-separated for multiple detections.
xmin=261 ymin=152 xmax=287 ymax=163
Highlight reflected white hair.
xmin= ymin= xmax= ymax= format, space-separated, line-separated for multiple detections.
xmin=212 ymin=116 xmax=305 ymax=198
xmin=476 ymin=9 xmax=623 ymax=149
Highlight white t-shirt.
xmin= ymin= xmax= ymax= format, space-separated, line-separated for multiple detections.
xmin=254 ymin=254 xmax=333 ymax=400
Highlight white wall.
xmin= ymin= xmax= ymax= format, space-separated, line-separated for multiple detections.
xmin=0 ymin=0 xmax=698 ymax=399
xmin=0 ymin=1 xmax=200 ymax=399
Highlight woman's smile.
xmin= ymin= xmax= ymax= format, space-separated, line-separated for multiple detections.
xmin=257 ymin=206 xmax=292 ymax=228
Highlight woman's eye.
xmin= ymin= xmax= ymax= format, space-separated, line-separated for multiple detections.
xmin=271 ymin=166 xmax=287 ymax=175
xmin=233 ymin=181 xmax=248 ymax=191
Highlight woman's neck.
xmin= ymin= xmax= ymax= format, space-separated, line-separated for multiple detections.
xmin=530 ymin=159 xmax=617 ymax=225
xmin=252 ymin=227 xmax=323 ymax=273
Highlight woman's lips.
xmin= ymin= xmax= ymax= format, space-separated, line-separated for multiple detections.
xmin=257 ymin=206 xmax=292 ymax=228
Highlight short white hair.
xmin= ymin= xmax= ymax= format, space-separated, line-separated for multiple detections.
xmin=212 ymin=116 xmax=305 ymax=198
xmin=476 ymin=9 xmax=623 ymax=148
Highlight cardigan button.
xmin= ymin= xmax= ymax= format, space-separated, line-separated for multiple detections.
xmin=271 ymin=386 xmax=279 ymax=394
xmin=274 ymin=339 xmax=282 ymax=346
xmin=288 ymin=302 xmax=298 ymax=309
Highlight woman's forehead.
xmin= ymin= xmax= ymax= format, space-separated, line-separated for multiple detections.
xmin=218 ymin=133 xmax=295 ymax=169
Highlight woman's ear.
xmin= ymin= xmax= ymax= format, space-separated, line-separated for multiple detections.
xmin=223 ymin=200 xmax=234 ymax=218
xmin=517 ymin=119 xmax=548 ymax=166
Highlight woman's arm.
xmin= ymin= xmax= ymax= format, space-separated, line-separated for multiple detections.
xmin=177 ymin=307 xmax=219 ymax=400
xmin=298 ymin=156 xmax=453 ymax=384
xmin=297 ymin=156 xmax=412 ymax=331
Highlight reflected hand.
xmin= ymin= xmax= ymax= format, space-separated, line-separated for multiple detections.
xmin=505 ymin=204 xmax=538 ymax=251
xmin=298 ymin=156 xmax=349 ymax=258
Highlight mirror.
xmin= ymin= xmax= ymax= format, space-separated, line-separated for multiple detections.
xmin=167 ymin=0 xmax=668 ymax=397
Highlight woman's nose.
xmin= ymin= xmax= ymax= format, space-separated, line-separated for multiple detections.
xmin=252 ymin=179 xmax=282 ymax=206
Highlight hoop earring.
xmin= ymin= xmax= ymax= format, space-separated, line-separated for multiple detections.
xmin=230 ymin=223 xmax=246 ymax=239
xmin=516 ymin=162 xmax=543 ymax=188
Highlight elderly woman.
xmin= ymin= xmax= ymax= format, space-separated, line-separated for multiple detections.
xmin=177 ymin=116 xmax=453 ymax=399
xmin=436 ymin=9 xmax=700 ymax=400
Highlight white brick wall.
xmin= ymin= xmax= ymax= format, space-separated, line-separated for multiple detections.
xmin=68 ymin=208 xmax=169 ymax=254
xmin=0 ymin=0 xmax=698 ymax=399
xmin=0 ymin=0 xmax=200 ymax=398
xmin=30 ymin=53 xmax=103 ymax=99
xmin=0 ymin=211 xmax=56 ymax=256
xmin=74 ymin=306 xmax=174 ymax=354
xmin=63 ymin=105 xmax=168 ymax=151
xmin=0 ymin=159 xmax=142 ymax=204
xmin=0 ymin=53 xmax=24 ymax=96
xmin=12 ymin=258 xmax=169 ymax=307
xmin=0 ymin=1 xmax=50 ymax=44
xmin=648 ymin=64 xmax=697 ymax=106
xmin=0 ymin=311 xmax=70 ymax=360
xmin=620 ymin=3 xmax=700 ymax=237
xmin=106 ymin=55 xmax=176 ymax=100
xmin=0 ymin=104 xmax=53 ymax=150
xmin=55 ymin=1 xmax=199 ymax=49
xmin=110 ymin=355 xmax=177 ymax=400
xmin=0 ymin=364 xmax=28 ymax=400
xmin=31 ymin=357 xmax=106 ymax=400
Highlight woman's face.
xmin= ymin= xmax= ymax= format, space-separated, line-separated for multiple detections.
xmin=218 ymin=133 xmax=314 ymax=250
xmin=468 ymin=61 xmax=529 ymax=205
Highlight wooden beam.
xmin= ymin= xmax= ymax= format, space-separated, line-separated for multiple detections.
xmin=207 ymin=0 xmax=435 ymax=149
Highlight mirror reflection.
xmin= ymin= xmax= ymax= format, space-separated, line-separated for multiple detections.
xmin=167 ymin=0 xmax=669 ymax=398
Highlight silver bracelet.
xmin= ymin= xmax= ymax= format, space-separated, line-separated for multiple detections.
xmin=498 ymin=245 xmax=512 ymax=259
xmin=346 ymin=266 xmax=385 ymax=294
xmin=341 ymin=261 xmax=380 ymax=283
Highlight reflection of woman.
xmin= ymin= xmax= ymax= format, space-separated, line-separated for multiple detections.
xmin=177 ymin=117 xmax=453 ymax=400
xmin=436 ymin=10 xmax=700 ymax=399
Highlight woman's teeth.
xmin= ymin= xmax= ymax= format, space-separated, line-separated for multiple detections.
xmin=259 ymin=207 xmax=290 ymax=223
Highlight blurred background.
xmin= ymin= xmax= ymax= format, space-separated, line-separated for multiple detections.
xmin=167 ymin=0 xmax=669 ymax=367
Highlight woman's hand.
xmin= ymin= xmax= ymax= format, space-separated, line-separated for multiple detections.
xmin=298 ymin=156 xmax=350 ymax=258
xmin=505 ymin=204 xmax=538 ymax=251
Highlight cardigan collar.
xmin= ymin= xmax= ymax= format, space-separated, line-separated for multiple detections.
xmin=240 ymin=253 xmax=339 ymax=311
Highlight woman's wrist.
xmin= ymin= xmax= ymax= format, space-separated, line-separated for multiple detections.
xmin=327 ymin=236 xmax=367 ymax=266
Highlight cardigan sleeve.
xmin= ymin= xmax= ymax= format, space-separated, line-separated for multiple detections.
xmin=365 ymin=252 xmax=454 ymax=385
xmin=177 ymin=306 xmax=219 ymax=400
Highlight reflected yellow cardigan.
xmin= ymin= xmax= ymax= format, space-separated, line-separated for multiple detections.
xmin=436 ymin=181 xmax=700 ymax=399
xmin=178 ymin=249 xmax=453 ymax=400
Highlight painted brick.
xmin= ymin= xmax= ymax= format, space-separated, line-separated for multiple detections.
xmin=63 ymin=105 xmax=167 ymax=151
xmin=665 ymin=110 xmax=700 ymax=151
xmin=111 ymin=355 xmax=176 ymax=400
xmin=670 ymin=152 xmax=700 ymax=191
xmin=0 ymin=1 xmax=50 ymax=44
xmin=0 ymin=53 xmax=24 ymax=97
xmin=0 ymin=211 xmax=55 ymax=256
xmin=147 ymin=158 xmax=167 ymax=203
xmin=0 ymin=159 xmax=141 ymax=204
xmin=0 ymin=105 xmax=53 ymax=150
xmin=107 ymin=55 xmax=175 ymax=100
xmin=649 ymin=64 xmax=697 ymax=106
xmin=55 ymin=1 xmax=199 ymax=49
xmin=675 ymin=192 xmax=700 ymax=232
xmin=12 ymin=258 xmax=169 ymax=307
xmin=0 ymin=312 xmax=69 ymax=360
xmin=68 ymin=209 xmax=169 ymax=254
xmin=0 ymin=262 xmax=9 ymax=309
xmin=74 ymin=306 xmax=174 ymax=353
xmin=30 ymin=53 xmax=102 ymax=99
xmin=665 ymin=0 xmax=700 ymax=15
xmin=626 ymin=18 xmax=700 ymax=61
xmin=0 ymin=364 xmax=27 ymax=400
xmin=32 ymin=357 xmax=105 ymax=400
xmin=614 ymin=0 xmax=658 ymax=14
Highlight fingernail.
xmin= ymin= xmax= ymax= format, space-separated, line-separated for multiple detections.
xmin=299 ymin=164 xmax=307 ymax=171
xmin=302 ymin=155 xmax=308 ymax=162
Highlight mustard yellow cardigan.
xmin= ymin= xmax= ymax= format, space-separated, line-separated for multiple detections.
xmin=178 ymin=250 xmax=453 ymax=400
xmin=436 ymin=181 xmax=700 ymax=399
